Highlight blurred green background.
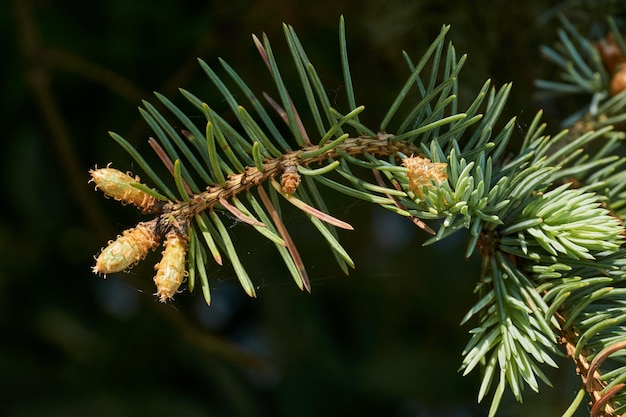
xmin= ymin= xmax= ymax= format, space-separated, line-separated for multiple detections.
xmin=1 ymin=0 xmax=598 ymax=416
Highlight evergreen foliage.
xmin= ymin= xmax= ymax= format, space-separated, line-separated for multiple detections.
xmin=91 ymin=9 xmax=626 ymax=417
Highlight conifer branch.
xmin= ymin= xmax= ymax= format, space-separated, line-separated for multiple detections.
xmin=154 ymin=135 xmax=418 ymax=219
xmin=90 ymin=10 xmax=626 ymax=416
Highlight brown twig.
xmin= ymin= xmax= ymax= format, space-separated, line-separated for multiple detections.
xmin=557 ymin=313 xmax=622 ymax=416
xmin=162 ymin=136 xmax=419 ymax=221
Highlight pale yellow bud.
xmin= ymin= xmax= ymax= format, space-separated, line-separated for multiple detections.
xmin=154 ymin=234 xmax=188 ymax=303
xmin=93 ymin=222 xmax=160 ymax=275
xmin=90 ymin=166 xmax=157 ymax=212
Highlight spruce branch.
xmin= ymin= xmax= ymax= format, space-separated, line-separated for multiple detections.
xmin=90 ymin=11 xmax=626 ymax=417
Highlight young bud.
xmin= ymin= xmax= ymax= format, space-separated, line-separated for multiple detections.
xmin=90 ymin=166 xmax=157 ymax=212
xmin=280 ymin=163 xmax=301 ymax=194
xmin=154 ymin=234 xmax=188 ymax=303
xmin=403 ymin=155 xmax=448 ymax=199
xmin=93 ymin=222 xmax=160 ymax=275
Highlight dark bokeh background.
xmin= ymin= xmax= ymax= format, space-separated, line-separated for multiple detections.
xmin=1 ymin=1 xmax=595 ymax=416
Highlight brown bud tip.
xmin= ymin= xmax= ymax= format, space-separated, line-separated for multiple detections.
xmin=154 ymin=234 xmax=188 ymax=303
xmin=280 ymin=163 xmax=301 ymax=194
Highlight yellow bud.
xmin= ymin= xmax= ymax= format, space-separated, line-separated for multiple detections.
xmin=90 ymin=166 xmax=157 ymax=212
xmin=93 ymin=222 xmax=160 ymax=275
xmin=154 ymin=234 xmax=188 ymax=303
xmin=403 ymin=155 xmax=448 ymax=199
